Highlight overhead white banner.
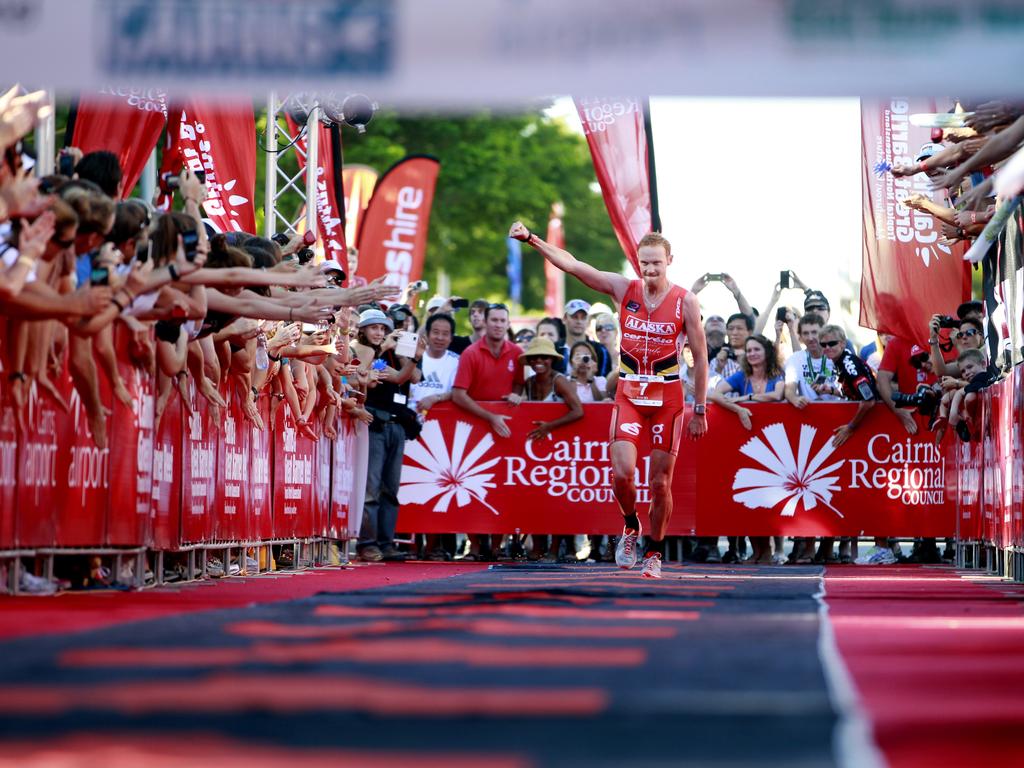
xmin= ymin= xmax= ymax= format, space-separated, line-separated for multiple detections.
xmin=2 ymin=0 xmax=1023 ymax=102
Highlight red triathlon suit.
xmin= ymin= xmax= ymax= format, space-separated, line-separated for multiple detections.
xmin=610 ymin=279 xmax=688 ymax=456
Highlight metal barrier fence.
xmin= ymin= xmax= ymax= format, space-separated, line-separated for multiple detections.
xmin=954 ymin=363 xmax=1024 ymax=579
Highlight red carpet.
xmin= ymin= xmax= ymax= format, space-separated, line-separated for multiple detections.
xmin=825 ymin=566 xmax=1024 ymax=767
xmin=0 ymin=563 xmax=486 ymax=641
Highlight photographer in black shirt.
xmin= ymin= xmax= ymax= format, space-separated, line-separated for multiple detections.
xmin=820 ymin=324 xmax=878 ymax=448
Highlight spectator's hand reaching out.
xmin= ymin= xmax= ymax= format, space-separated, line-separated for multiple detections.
xmin=489 ymin=412 xmax=512 ymax=438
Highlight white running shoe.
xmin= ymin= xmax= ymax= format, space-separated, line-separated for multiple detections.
xmin=19 ymin=571 xmax=57 ymax=595
xmin=616 ymin=524 xmax=641 ymax=569
xmin=640 ymin=552 xmax=662 ymax=579
xmin=855 ymin=546 xmax=898 ymax=565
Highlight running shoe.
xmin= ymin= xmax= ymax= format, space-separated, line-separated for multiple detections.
xmin=640 ymin=552 xmax=662 ymax=579
xmin=854 ymin=546 xmax=898 ymax=565
xmin=19 ymin=571 xmax=57 ymax=595
xmin=616 ymin=524 xmax=642 ymax=569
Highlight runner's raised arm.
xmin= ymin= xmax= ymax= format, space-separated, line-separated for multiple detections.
xmin=509 ymin=220 xmax=629 ymax=303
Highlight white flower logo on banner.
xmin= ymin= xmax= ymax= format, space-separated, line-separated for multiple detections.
xmin=732 ymin=423 xmax=846 ymax=518
xmin=399 ymin=420 xmax=501 ymax=514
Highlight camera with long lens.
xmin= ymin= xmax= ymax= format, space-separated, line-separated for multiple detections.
xmin=936 ymin=315 xmax=961 ymax=330
xmin=295 ymin=247 xmax=315 ymax=265
xmin=891 ymin=384 xmax=940 ymax=417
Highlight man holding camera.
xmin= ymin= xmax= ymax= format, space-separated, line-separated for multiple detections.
xmin=510 ymin=221 xmax=708 ymax=580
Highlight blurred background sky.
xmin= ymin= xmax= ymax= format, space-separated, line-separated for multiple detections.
xmin=550 ymin=97 xmax=868 ymax=342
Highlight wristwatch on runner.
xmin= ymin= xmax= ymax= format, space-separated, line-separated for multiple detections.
xmin=694 ymin=403 xmax=706 ymax=415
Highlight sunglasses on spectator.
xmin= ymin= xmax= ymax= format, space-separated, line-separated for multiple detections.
xmin=488 ymin=303 xmax=508 ymax=311
xmin=516 ymin=333 xmax=535 ymax=342
xmin=820 ymin=340 xmax=842 ymax=348
xmin=956 ymin=329 xmax=980 ymax=339
xmin=595 ymin=324 xmax=616 ymax=332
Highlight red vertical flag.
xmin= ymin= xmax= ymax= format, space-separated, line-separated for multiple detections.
xmin=356 ymin=155 xmax=440 ymax=288
xmin=574 ymin=97 xmax=655 ymax=276
xmin=164 ymin=101 xmax=256 ymax=234
xmin=545 ymin=203 xmax=566 ymax=316
xmin=860 ymin=99 xmax=970 ymax=342
xmin=284 ymin=116 xmax=347 ymax=265
xmin=70 ymin=87 xmax=167 ymax=198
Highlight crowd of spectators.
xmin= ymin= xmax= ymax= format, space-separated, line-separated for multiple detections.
xmin=4 ymin=88 xmax=1022 ymax=585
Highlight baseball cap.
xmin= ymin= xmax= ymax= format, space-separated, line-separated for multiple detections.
xmin=564 ymin=299 xmax=591 ymax=316
xmin=956 ymin=300 xmax=984 ymax=320
xmin=425 ymin=295 xmax=446 ymax=312
xmin=589 ymin=301 xmax=613 ymax=318
xmin=803 ymin=290 xmax=830 ymax=311
xmin=915 ymin=143 xmax=944 ymax=162
xmin=910 ymin=344 xmax=928 ymax=358
xmin=319 ymin=259 xmax=346 ymax=274
xmin=357 ymin=308 xmax=394 ymax=331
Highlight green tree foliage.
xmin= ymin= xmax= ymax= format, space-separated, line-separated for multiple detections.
xmin=338 ymin=110 xmax=626 ymax=312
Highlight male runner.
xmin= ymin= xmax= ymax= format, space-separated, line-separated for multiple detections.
xmin=509 ymin=222 xmax=708 ymax=578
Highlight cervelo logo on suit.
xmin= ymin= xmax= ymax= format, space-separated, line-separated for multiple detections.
xmin=400 ymin=418 xmax=655 ymax=508
xmin=733 ymin=422 xmax=945 ymax=517
xmin=624 ymin=316 xmax=675 ymax=336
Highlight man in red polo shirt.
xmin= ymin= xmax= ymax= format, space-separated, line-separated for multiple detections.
xmin=451 ymin=302 xmax=524 ymax=437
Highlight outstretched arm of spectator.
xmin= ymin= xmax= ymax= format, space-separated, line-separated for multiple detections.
xmin=304 ymin=277 xmax=400 ymax=308
xmin=721 ymin=274 xmax=754 ymax=319
xmin=965 ymin=101 xmax=1024 ymax=134
xmin=206 ymin=287 xmax=335 ymax=325
xmin=683 ymin=292 xmax=709 ymax=401
xmin=753 ymin=284 xmax=782 ymax=336
xmin=832 ymin=399 xmax=876 ymax=447
xmin=900 ymin=193 xmax=958 ymax=226
xmin=875 ymin=369 xmax=918 ymax=435
xmin=931 ymin=115 xmax=1024 ymax=191
xmin=510 ymin=221 xmax=629 ymax=304
xmin=451 ymin=387 xmax=512 ymax=438
xmin=0 ymin=281 xmax=111 ymax=320
xmin=180 ymin=264 xmax=326 ymax=290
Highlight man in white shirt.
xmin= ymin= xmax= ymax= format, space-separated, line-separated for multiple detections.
xmin=409 ymin=312 xmax=460 ymax=412
xmin=784 ymin=313 xmax=839 ymax=407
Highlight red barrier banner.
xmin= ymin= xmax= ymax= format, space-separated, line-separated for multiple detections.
xmin=180 ymin=388 xmax=217 ymax=544
xmin=955 ymin=424 xmax=983 ymax=542
xmin=574 ymin=97 xmax=653 ymax=276
xmin=991 ymin=379 xmax=1015 ymax=549
xmin=0 ymin=378 xmax=16 ymax=549
xmin=329 ymin=417 xmax=358 ymax=540
xmin=1013 ymin=367 xmax=1024 ymax=549
xmin=71 ymin=88 xmax=167 ymax=197
xmin=214 ymin=390 xmax=249 ymax=542
xmin=106 ymin=332 xmax=154 ymax=546
xmin=398 ymin=402 xmax=954 ymax=536
xmin=272 ymin=408 xmax=317 ymax=539
xmin=860 ymin=98 xmax=970 ymax=342
xmin=165 ymin=101 xmax=257 ymax=233
xmin=357 ymin=155 xmax=440 ymax=289
xmin=151 ymin=391 xmax=183 ymax=550
xmin=249 ymin=395 xmax=273 ymax=541
xmin=315 ymin=432 xmax=333 ymax=538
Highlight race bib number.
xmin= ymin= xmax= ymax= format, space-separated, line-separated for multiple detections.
xmin=621 ymin=378 xmax=664 ymax=407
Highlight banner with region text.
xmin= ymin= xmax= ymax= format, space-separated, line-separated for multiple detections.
xmin=860 ymin=98 xmax=970 ymax=342
xmin=397 ymin=401 xmax=956 ymax=537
